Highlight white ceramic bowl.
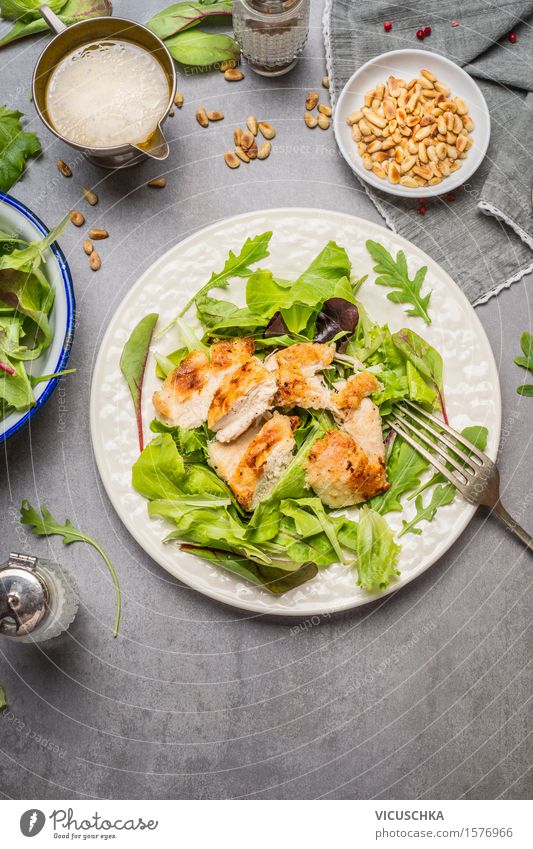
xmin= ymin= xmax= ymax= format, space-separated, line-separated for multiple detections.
xmin=0 ymin=193 xmax=75 ymax=443
xmin=334 ymin=49 xmax=491 ymax=199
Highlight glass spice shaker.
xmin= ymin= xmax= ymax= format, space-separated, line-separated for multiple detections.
xmin=232 ymin=0 xmax=311 ymax=77
xmin=0 ymin=552 xmax=79 ymax=644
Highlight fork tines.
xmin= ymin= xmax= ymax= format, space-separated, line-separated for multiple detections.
xmin=389 ymin=400 xmax=485 ymax=496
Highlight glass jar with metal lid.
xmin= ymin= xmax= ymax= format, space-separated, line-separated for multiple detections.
xmin=232 ymin=0 xmax=310 ymax=77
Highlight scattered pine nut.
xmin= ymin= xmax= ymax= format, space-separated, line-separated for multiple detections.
xmin=258 ymin=121 xmax=276 ymax=140
xmin=240 ymin=131 xmax=255 ymax=151
xmin=83 ymin=239 xmax=93 ymax=256
xmin=322 ymin=75 xmax=330 ymax=89
xmin=174 ymin=91 xmax=184 ymax=108
xmin=69 ymin=210 xmax=85 ymax=227
xmin=148 ymin=178 xmax=167 ymax=188
xmin=207 ymin=111 xmax=224 ymax=121
xmin=89 ymin=250 xmax=101 ymax=271
xmin=169 ymin=108 xmax=175 ymax=117
xmin=56 ymin=159 xmax=72 ymax=177
xmin=82 ymin=187 xmax=98 ymax=206
xmin=196 ymin=107 xmax=209 ymax=127
xmin=306 ymin=91 xmax=319 ymax=110
xmin=304 ymin=112 xmax=318 ymax=128
xmin=224 ymin=68 xmax=244 ymax=81
xmin=246 ymin=115 xmax=258 ymax=136
xmin=88 ymin=228 xmax=109 ymax=240
xmin=234 ymin=128 xmax=243 ymax=146
xmin=317 ymin=113 xmax=330 ymax=130
xmin=235 ymin=146 xmax=250 ymax=163
xmin=257 ymin=141 xmax=272 ymax=160
xmin=318 ymin=103 xmax=332 ymax=117
xmin=224 ymin=151 xmax=240 ymax=168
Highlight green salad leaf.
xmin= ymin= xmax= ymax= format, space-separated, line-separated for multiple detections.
xmin=515 ymin=331 xmax=533 ymax=395
xmin=170 ymin=231 xmax=272 ymax=325
xmin=120 ymin=313 xmax=159 ymax=453
xmin=392 ymin=327 xmax=446 ymax=420
xmin=0 ymin=0 xmax=112 ymax=48
xmin=355 ymin=507 xmax=401 ymax=593
xmin=166 ymin=28 xmax=239 ymax=66
xmin=147 ymin=1 xmax=233 ymax=40
xmin=400 ymin=484 xmax=456 ymax=537
xmin=0 ymin=106 xmax=41 ymax=193
xmin=20 ymin=500 xmax=121 ymax=638
xmin=366 ymin=240 xmax=431 ymax=325
xmin=1 ymin=0 xmax=66 ymax=18
xmin=371 ymin=437 xmax=429 ymax=515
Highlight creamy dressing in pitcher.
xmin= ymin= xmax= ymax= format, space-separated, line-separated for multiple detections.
xmin=46 ymin=39 xmax=170 ymax=148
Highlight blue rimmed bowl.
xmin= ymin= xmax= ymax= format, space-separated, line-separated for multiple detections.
xmin=0 ymin=192 xmax=75 ymax=443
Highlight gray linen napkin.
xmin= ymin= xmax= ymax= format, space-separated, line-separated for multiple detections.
xmin=323 ymin=0 xmax=533 ymax=304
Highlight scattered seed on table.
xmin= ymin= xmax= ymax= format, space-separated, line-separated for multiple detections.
xmin=56 ymin=159 xmax=72 ymax=177
xmin=196 ymin=107 xmax=209 ymax=127
xmin=224 ymin=69 xmax=244 ymax=81
xmin=207 ymin=111 xmax=224 ymax=121
xmin=82 ymin=187 xmax=98 ymax=206
xmin=83 ymin=239 xmax=93 ymax=256
xmin=69 ymin=210 xmax=85 ymax=227
xmin=322 ymin=75 xmax=330 ymax=89
xmin=174 ymin=91 xmax=184 ymax=108
xmin=88 ymin=228 xmax=109 ymax=240
xmin=148 ymin=178 xmax=167 ymax=188
xmin=224 ymin=151 xmax=240 ymax=168
xmin=89 ymin=250 xmax=101 ymax=271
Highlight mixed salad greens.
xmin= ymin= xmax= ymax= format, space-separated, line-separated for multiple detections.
xmin=126 ymin=232 xmax=488 ymax=596
xmin=0 ymin=217 xmax=68 ymax=422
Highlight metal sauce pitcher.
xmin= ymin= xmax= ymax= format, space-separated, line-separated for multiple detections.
xmin=32 ymin=5 xmax=177 ymax=169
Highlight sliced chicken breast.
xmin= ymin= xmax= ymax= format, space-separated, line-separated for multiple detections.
xmin=306 ymin=430 xmax=389 ymax=509
xmin=332 ymin=371 xmax=386 ymax=462
xmin=152 ymin=350 xmax=211 ymax=429
xmin=208 ymin=413 xmax=299 ymax=510
xmin=266 ymin=342 xmax=335 ymax=410
xmin=152 ymin=337 xmax=255 ymax=429
xmin=208 ymin=357 xmax=278 ymax=442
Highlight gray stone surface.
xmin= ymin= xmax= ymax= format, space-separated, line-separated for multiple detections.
xmin=0 ymin=0 xmax=530 ymax=801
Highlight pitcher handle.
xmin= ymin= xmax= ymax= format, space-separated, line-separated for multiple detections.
xmin=39 ymin=4 xmax=68 ymax=34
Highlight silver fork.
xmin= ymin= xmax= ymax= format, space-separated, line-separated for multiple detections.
xmin=390 ymin=400 xmax=533 ymax=552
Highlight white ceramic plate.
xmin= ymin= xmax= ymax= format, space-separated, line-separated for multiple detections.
xmin=90 ymin=209 xmax=500 ymax=616
xmin=334 ymin=49 xmax=491 ymax=198
xmin=0 ymin=193 xmax=75 ymax=443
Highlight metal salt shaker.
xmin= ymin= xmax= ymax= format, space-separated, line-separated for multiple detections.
xmin=0 ymin=553 xmax=79 ymax=643
xmin=232 ymin=0 xmax=310 ymax=77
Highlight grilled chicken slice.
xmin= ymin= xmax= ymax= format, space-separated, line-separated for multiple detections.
xmin=332 ymin=371 xmax=386 ymax=461
xmin=306 ymin=430 xmax=389 ymax=508
xmin=266 ymin=342 xmax=335 ymax=410
xmin=208 ymin=413 xmax=299 ymax=510
xmin=152 ymin=337 xmax=255 ymax=429
xmin=208 ymin=357 xmax=278 ymax=442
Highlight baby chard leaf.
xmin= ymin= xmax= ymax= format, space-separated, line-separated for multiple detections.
xmin=366 ymin=240 xmax=431 ymax=325
xmin=147 ymin=1 xmax=233 ymax=41
xmin=120 ymin=313 xmax=159 ymax=453
xmin=166 ymin=29 xmax=240 ymax=67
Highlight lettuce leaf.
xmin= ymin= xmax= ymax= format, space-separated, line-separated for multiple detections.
xmin=370 ymin=437 xmax=429 ymax=514
xmin=355 ymin=507 xmax=401 ymax=593
xmin=0 ymin=105 xmax=41 ymax=193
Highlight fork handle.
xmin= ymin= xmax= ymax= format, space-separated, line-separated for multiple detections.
xmin=492 ymin=501 xmax=533 ymax=553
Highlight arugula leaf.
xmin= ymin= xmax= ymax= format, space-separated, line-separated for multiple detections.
xmin=20 ymin=500 xmax=121 ymax=638
xmin=169 ymin=231 xmax=272 ymax=325
xmin=0 ymin=682 xmax=6 ymax=711
xmin=515 ymin=331 xmax=533 ymax=395
xmin=147 ymin=2 xmax=233 ymax=40
xmin=392 ymin=327 xmax=446 ymax=421
xmin=399 ymin=484 xmax=456 ymax=537
xmin=0 ymin=106 xmax=41 ymax=193
xmin=355 ymin=507 xmax=401 ymax=593
xmin=366 ymin=240 xmax=431 ymax=325
xmin=371 ymin=438 xmax=429 ymax=514
xmin=166 ymin=29 xmax=240 ymax=66
xmin=120 ymin=313 xmax=159 ymax=453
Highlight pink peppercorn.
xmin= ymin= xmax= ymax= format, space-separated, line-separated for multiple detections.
xmin=384 ymin=21 xmax=392 ymax=32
